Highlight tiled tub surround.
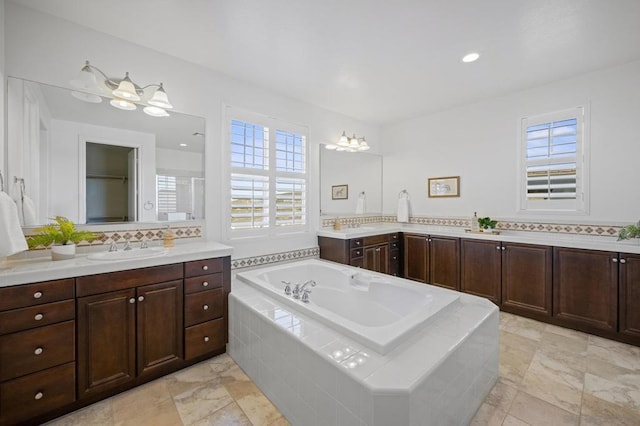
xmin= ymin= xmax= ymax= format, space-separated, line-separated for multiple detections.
xmin=229 ymin=261 xmax=499 ymax=425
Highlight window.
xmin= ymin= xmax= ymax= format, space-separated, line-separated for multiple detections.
xmin=519 ymin=106 xmax=588 ymax=213
xmin=228 ymin=110 xmax=307 ymax=236
xmin=156 ymin=173 xmax=205 ymax=220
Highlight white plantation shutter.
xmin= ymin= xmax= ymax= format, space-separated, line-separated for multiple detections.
xmin=157 ymin=175 xmax=177 ymax=212
xmin=228 ymin=110 xmax=307 ymax=235
xmin=520 ymin=107 xmax=587 ymax=213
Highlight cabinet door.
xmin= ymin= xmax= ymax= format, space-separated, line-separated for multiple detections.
xmin=77 ymin=289 xmax=136 ymax=398
xmin=553 ymin=247 xmax=617 ymax=333
xmin=404 ymin=234 xmax=428 ymax=282
xmin=364 ymin=244 xmax=389 ymax=274
xmin=620 ymin=254 xmax=640 ymax=342
xmin=429 ymin=237 xmax=460 ymax=291
xmin=502 ymin=243 xmax=552 ymax=319
xmin=460 ymin=239 xmax=501 ymax=304
xmin=137 ymin=280 xmax=184 ymax=378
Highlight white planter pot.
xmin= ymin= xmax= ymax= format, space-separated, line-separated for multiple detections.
xmin=51 ymin=244 xmax=76 ymax=261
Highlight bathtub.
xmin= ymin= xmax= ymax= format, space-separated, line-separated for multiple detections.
xmin=236 ymin=259 xmax=460 ymax=354
xmin=230 ymin=259 xmax=500 ymax=425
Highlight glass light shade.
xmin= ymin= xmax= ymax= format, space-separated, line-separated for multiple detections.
xmin=112 ymin=73 xmax=141 ymax=101
xmin=71 ymin=91 xmax=102 ymax=103
xmin=110 ymin=98 xmax=137 ymax=111
xmin=147 ymin=84 xmax=173 ymax=109
xmin=70 ymin=66 xmax=97 ymax=90
xmin=143 ymin=105 xmax=170 ymax=117
xmin=349 ymin=134 xmax=360 ymax=148
xmin=338 ymin=131 xmax=350 ymax=147
xmin=324 ymin=144 xmax=338 ymax=150
xmin=358 ymin=138 xmax=370 ymax=150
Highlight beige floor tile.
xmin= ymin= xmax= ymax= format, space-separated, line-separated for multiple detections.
xmin=501 ymin=315 xmax=547 ymax=342
xmin=165 ymin=360 xmax=219 ymax=397
xmin=235 ymin=392 xmax=283 ymax=426
xmin=527 ymin=351 xmax=585 ymax=391
xmin=499 ymin=343 xmax=536 ymax=386
xmin=43 ymin=400 xmax=113 ymax=426
xmin=501 ymin=331 xmax=540 ymax=355
xmin=111 ymin=379 xmax=172 ymax=413
xmin=266 ymin=415 xmax=291 ymax=426
xmin=174 ymin=383 xmax=234 ymax=425
xmin=190 ymin=401 xmax=252 ymax=426
xmin=539 ymin=330 xmax=587 ymax=355
xmin=225 ymin=377 xmax=262 ymax=401
xmin=508 ymin=391 xmax=579 ymax=426
xmin=520 ymin=366 xmax=583 ymax=415
xmin=502 ymin=414 xmax=531 ymax=426
xmin=543 ymin=324 xmax=589 ymax=341
xmin=580 ymin=393 xmax=640 ymax=426
xmin=584 ymin=372 xmax=640 ymax=413
xmin=484 ymin=378 xmax=519 ymax=412
xmin=587 ymin=355 xmax=640 ymax=390
xmin=113 ymin=397 xmax=182 ymax=426
xmin=469 ymin=402 xmax=508 ymax=426
xmin=536 ymin=342 xmax=587 ymax=372
xmin=588 ymin=337 xmax=640 ymax=371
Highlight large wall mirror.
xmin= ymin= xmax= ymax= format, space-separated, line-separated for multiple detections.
xmin=319 ymin=145 xmax=382 ymax=216
xmin=6 ymin=77 xmax=205 ymax=226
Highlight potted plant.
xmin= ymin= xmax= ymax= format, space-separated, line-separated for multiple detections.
xmin=478 ymin=216 xmax=498 ymax=233
xmin=618 ymin=220 xmax=640 ymax=241
xmin=27 ymin=216 xmax=101 ymax=260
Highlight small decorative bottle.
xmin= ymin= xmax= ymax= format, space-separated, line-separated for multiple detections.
xmin=471 ymin=212 xmax=480 ymax=232
xmin=163 ymin=225 xmax=175 ymax=248
xmin=333 ymin=217 xmax=342 ymax=231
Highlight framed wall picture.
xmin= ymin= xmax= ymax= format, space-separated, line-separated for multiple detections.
xmin=428 ymin=176 xmax=460 ymax=198
xmin=331 ymin=184 xmax=349 ymax=200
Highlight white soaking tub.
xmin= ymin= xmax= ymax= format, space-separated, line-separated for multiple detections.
xmin=230 ymin=259 xmax=499 ymax=426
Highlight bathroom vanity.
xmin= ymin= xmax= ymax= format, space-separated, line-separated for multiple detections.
xmin=0 ymin=242 xmax=231 ymax=426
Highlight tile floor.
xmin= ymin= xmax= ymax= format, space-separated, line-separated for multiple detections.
xmin=46 ymin=312 xmax=640 ymax=425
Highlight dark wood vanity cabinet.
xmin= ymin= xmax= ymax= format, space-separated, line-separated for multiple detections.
xmin=403 ymin=234 xmax=459 ymax=290
xmin=553 ymin=247 xmax=618 ymax=334
xmin=318 ymin=233 xmax=400 ymax=276
xmin=460 ymin=239 xmax=502 ymax=304
xmin=76 ymin=264 xmax=184 ymax=398
xmin=0 ymin=279 xmax=76 ymax=426
xmin=620 ymin=254 xmax=640 ymax=345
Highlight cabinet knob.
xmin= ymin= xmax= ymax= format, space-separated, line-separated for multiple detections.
xmin=33 ymin=291 xmax=43 ymax=299
xmin=202 ymin=265 xmax=209 ymax=271
xmin=620 ymin=259 xmax=627 ymax=264
xmin=138 ymin=296 xmax=145 ymax=302
xmin=34 ymin=347 xmax=43 ymax=355
xmin=496 ymin=246 xmax=501 ymax=250
xmin=203 ymin=336 xmax=210 ymax=342
xmin=34 ymin=392 xmax=44 ymax=400
xmin=428 ymin=239 xmax=432 ymax=242
xmin=34 ymin=313 xmax=44 ymax=321
xmin=501 ymin=247 xmax=506 ymax=251
xmin=129 ymin=298 xmax=136 ymax=304
xmin=393 ymin=256 xmax=397 ymax=260
xmin=355 ymin=241 xmax=361 ymax=245
xmin=202 ymin=281 xmax=209 ymax=287
xmin=612 ymin=258 xmax=618 ymax=263
xmin=203 ymin=304 xmax=209 ymax=311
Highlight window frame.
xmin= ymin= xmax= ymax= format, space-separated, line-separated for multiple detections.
xmin=225 ymin=106 xmax=309 ymax=239
xmin=518 ymin=105 xmax=589 ymax=215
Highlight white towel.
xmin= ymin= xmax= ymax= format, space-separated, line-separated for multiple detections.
xmin=21 ymin=195 xmax=37 ymax=226
xmin=397 ymin=192 xmax=409 ymax=223
xmin=355 ymin=192 xmax=366 ymax=214
xmin=0 ymin=192 xmax=29 ymax=257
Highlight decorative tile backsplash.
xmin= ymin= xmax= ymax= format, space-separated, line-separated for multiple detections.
xmin=231 ymin=247 xmax=319 ymax=270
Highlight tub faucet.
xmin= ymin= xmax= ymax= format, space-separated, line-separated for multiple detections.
xmin=108 ymin=241 xmax=118 ymax=252
xmin=293 ymin=280 xmax=316 ymax=299
xmin=281 ymin=281 xmax=292 ymax=296
xmin=300 ymin=280 xmax=317 ymax=292
xmin=301 ymin=289 xmax=312 ymax=303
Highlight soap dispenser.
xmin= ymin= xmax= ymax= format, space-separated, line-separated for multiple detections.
xmin=163 ymin=225 xmax=175 ymax=248
xmin=471 ymin=212 xmax=480 ymax=232
xmin=333 ymin=217 xmax=342 ymax=231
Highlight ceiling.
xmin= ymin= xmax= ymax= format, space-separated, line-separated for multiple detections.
xmin=11 ymin=0 xmax=640 ymax=124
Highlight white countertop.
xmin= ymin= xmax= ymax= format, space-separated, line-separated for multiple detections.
xmin=0 ymin=241 xmax=233 ymax=288
xmin=318 ymin=223 xmax=640 ymax=255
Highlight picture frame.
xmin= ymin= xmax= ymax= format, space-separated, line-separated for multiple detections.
xmin=428 ymin=176 xmax=460 ymax=198
xmin=331 ymin=184 xmax=349 ymax=200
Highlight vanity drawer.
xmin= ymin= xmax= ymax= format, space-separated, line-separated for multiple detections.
xmin=350 ymin=248 xmax=363 ymax=259
xmin=0 ymin=320 xmax=75 ymax=381
xmin=184 ymin=273 xmax=223 ymax=294
xmin=0 ymin=299 xmax=75 ymax=335
xmin=363 ymin=234 xmax=389 ymax=246
xmin=0 ymin=279 xmax=74 ymax=311
xmin=390 ymin=240 xmax=401 ymax=250
xmin=185 ymin=288 xmax=224 ymax=327
xmin=185 ymin=318 xmax=225 ymax=360
xmin=350 ymin=238 xmax=364 ymax=249
xmin=76 ymin=264 xmax=183 ymax=297
xmin=0 ymin=362 xmax=75 ymax=426
xmin=184 ymin=258 xmax=224 ymax=278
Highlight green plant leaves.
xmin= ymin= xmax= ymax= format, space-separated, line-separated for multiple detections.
xmin=27 ymin=216 xmax=102 ymax=249
xmin=618 ymin=220 xmax=640 ymax=241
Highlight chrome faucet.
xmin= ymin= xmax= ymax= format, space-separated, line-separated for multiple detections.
xmin=281 ymin=280 xmax=292 ymax=296
xmin=300 ymin=280 xmax=317 ymax=292
xmin=108 ymin=241 xmax=118 ymax=252
xmin=293 ymin=280 xmax=316 ymax=299
xmin=123 ymin=239 xmax=132 ymax=251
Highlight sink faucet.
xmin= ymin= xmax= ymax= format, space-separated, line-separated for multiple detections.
xmin=108 ymin=241 xmax=118 ymax=252
xmin=123 ymin=239 xmax=132 ymax=251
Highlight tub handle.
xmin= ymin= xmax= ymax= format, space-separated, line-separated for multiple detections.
xmin=281 ymin=280 xmax=292 ymax=295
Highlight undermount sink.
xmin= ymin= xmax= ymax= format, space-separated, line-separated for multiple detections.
xmin=340 ymin=226 xmax=376 ymax=233
xmin=87 ymin=247 xmax=168 ymax=261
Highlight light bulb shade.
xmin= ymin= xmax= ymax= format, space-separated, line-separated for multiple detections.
xmin=110 ymin=98 xmax=137 ymax=111
xmin=147 ymin=84 xmax=173 ymax=109
xmin=70 ymin=65 xmax=97 ymax=90
xmin=358 ymin=142 xmax=370 ymax=151
xmin=112 ymin=73 xmax=141 ymax=101
xmin=338 ymin=131 xmax=349 ymax=147
xmin=143 ymin=106 xmax=170 ymax=117
xmin=324 ymin=144 xmax=338 ymax=150
xmin=349 ymin=134 xmax=360 ymax=148
xmin=71 ymin=91 xmax=102 ymax=103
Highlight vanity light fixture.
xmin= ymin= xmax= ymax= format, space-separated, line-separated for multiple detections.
xmin=328 ymin=131 xmax=370 ymax=152
xmin=462 ymin=52 xmax=480 ymax=63
xmin=70 ymin=60 xmax=173 ymax=117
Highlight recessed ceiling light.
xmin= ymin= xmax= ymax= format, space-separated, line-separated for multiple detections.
xmin=179 ymin=143 xmax=187 ymax=147
xmin=462 ymin=52 xmax=480 ymax=63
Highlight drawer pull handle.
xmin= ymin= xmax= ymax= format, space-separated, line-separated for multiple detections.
xmin=612 ymin=258 xmax=618 ymax=263
xmin=620 ymin=259 xmax=627 ymax=264
xmin=204 ymin=336 xmax=210 ymax=342
xmin=355 ymin=241 xmax=361 ymax=245
xmin=34 ymin=392 xmax=44 ymax=400
xmin=203 ymin=304 xmax=209 ymax=310
xmin=202 ymin=281 xmax=209 ymax=287
xmin=129 ymin=298 xmax=136 ymax=304
xmin=138 ymin=296 xmax=145 ymax=302
xmin=34 ymin=347 xmax=43 ymax=355
xmin=34 ymin=291 xmax=43 ymax=299
xmin=34 ymin=313 xmax=44 ymax=321
xmin=202 ymin=265 xmax=209 ymax=271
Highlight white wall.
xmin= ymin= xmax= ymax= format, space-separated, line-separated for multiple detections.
xmin=381 ymin=60 xmax=640 ymax=224
xmin=4 ymin=3 xmax=380 ymax=257
xmin=156 ymin=148 xmax=203 ymax=175
xmin=0 ymin=0 xmax=5 ymax=190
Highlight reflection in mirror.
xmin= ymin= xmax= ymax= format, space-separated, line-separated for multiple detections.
xmin=6 ymin=77 xmax=205 ymax=226
xmin=320 ymin=144 xmax=382 ymax=216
